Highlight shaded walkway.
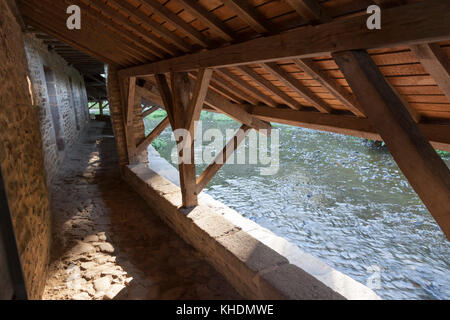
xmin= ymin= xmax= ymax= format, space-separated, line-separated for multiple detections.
xmin=43 ymin=121 xmax=241 ymax=300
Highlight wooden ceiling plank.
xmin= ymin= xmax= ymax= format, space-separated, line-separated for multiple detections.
xmin=86 ymin=0 xmax=173 ymax=57
xmin=410 ymin=43 xmax=450 ymax=100
xmin=118 ymin=0 xmax=450 ymax=76
xmin=136 ymin=0 xmax=214 ymax=48
xmin=19 ymin=7 xmax=120 ymax=65
xmin=237 ymin=65 xmax=305 ymax=110
xmin=26 ymin=0 xmax=142 ymax=65
xmin=293 ymin=58 xmax=365 ymax=117
xmin=216 ymin=68 xmax=278 ymax=107
xmin=105 ymin=0 xmax=186 ymax=55
xmin=221 ymin=0 xmax=269 ymax=34
xmin=262 ymin=62 xmax=333 ymax=113
xmin=333 ymin=49 xmax=450 ymax=239
xmin=283 ymin=0 xmax=331 ymax=23
xmin=174 ymin=0 xmax=236 ymax=42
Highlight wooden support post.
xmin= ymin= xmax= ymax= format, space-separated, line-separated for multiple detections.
xmin=171 ymin=72 xmax=197 ymax=207
xmin=136 ymin=117 xmax=170 ymax=155
xmin=196 ymin=125 xmax=252 ymax=195
xmin=119 ymin=77 xmax=137 ymax=163
xmin=99 ymin=100 xmax=103 ymax=116
xmin=155 ymin=70 xmax=213 ymax=208
xmin=333 ymin=50 xmax=450 ymax=239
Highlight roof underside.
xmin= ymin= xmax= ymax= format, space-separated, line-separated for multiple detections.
xmin=18 ymin=0 xmax=450 ymax=132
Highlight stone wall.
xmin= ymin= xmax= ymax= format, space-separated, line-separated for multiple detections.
xmin=24 ymin=34 xmax=90 ymax=184
xmin=0 ymin=0 xmax=51 ymax=299
xmin=124 ymin=155 xmax=380 ymax=300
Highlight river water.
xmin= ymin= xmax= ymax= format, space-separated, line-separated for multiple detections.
xmin=145 ymin=113 xmax=450 ymax=300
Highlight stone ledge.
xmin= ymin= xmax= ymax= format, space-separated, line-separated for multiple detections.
xmin=124 ymin=157 xmax=379 ymax=300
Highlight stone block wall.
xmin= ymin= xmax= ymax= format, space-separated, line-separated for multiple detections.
xmin=0 ymin=0 xmax=51 ymax=299
xmin=24 ymin=34 xmax=90 ymax=184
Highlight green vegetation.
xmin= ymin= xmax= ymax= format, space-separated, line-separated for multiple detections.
xmin=151 ymin=138 xmax=167 ymax=151
xmin=436 ymin=149 xmax=450 ymax=157
xmin=145 ymin=108 xmax=167 ymax=119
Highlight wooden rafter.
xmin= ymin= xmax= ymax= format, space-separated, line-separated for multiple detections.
xmin=216 ymin=68 xmax=278 ymax=107
xmin=136 ymin=0 xmax=214 ymax=48
xmin=106 ymin=0 xmax=191 ymax=53
xmin=196 ymin=125 xmax=252 ymax=195
xmin=221 ymin=0 xmax=269 ymax=34
xmin=236 ymin=65 xmax=304 ymax=110
xmin=81 ymin=0 xmax=173 ymax=58
xmin=292 ymin=58 xmax=365 ymax=117
xmin=334 ymin=50 xmax=450 ymax=239
xmin=174 ymin=0 xmax=236 ymax=42
xmin=119 ymin=0 xmax=450 ymax=76
xmin=410 ymin=43 xmax=450 ymax=100
xmin=283 ymin=0 xmax=330 ymax=23
xmin=262 ymin=62 xmax=333 ymax=113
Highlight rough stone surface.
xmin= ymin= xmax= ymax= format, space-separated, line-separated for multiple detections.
xmin=124 ymin=149 xmax=380 ymax=300
xmin=24 ymin=33 xmax=90 ymax=185
xmin=0 ymin=0 xmax=51 ymax=300
xmin=42 ymin=122 xmax=241 ymax=300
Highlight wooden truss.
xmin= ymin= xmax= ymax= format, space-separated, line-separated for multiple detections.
xmin=19 ymin=0 xmax=450 ymax=238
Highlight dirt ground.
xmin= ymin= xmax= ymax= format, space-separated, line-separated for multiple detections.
xmin=42 ymin=121 xmax=241 ymax=300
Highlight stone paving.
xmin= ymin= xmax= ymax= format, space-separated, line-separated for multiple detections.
xmin=42 ymin=121 xmax=241 ymax=300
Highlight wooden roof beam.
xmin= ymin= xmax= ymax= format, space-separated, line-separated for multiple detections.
xmin=86 ymin=0 xmax=174 ymax=57
xmin=106 ymin=0 xmax=191 ymax=53
xmin=262 ymin=62 xmax=333 ymax=113
xmin=136 ymin=0 xmax=214 ymax=48
xmin=174 ymin=0 xmax=236 ymax=42
xmin=292 ymin=58 xmax=365 ymax=117
xmin=334 ymin=50 xmax=450 ymax=240
xmin=215 ymin=68 xmax=278 ymax=107
xmin=410 ymin=43 xmax=450 ymax=100
xmin=221 ymin=0 xmax=269 ymax=34
xmin=283 ymin=0 xmax=331 ymax=23
xmin=236 ymin=65 xmax=305 ymax=110
xmin=119 ymin=0 xmax=450 ymax=76
xmin=250 ymin=105 xmax=450 ymax=152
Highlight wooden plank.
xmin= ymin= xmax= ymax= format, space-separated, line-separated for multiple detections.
xmin=142 ymin=106 xmax=160 ymax=118
xmin=155 ymin=74 xmax=176 ymax=128
xmin=196 ymin=125 xmax=252 ymax=194
xmin=118 ymin=0 xmax=450 ymax=76
xmin=333 ymin=50 xmax=450 ymax=239
xmin=204 ymin=90 xmax=272 ymax=134
xmin=136 ymin=117 xmax=170 ymax=154
xmin=127 ymin=77 xmax=136 ymax=126
xmin=107 ymin=0 xmax=191 ymax=53
xmin=283 ymin=0 xmax=331 ymax=23
xmin=410 ymin=43 xmax=450 ymax=100
xmin=136 ymin=85 xmax=164 ymax=107
xmin=137 ymin=0 xmax=214 ymax=48
xmin=250 ymin=105 xmax=450 ymax=151
xmin=174 ymin=0 xmax=236 ymax=41
xmin=216 ymin=68 xmax=278 ymax=107
xmin=237 ymin=65 xmax=305 ymax=110
xmin=83 ymin=0 xmax=177 ymax=58
xmin=210 ymin=73 xmax=258 ymax=104
xmin=262 ymin=62 xmax=333 ymax=113
xmin=293 ymin=58 xmax=365 ymax=117
xmin=221 ymin=0 xmax=269 ymax=33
